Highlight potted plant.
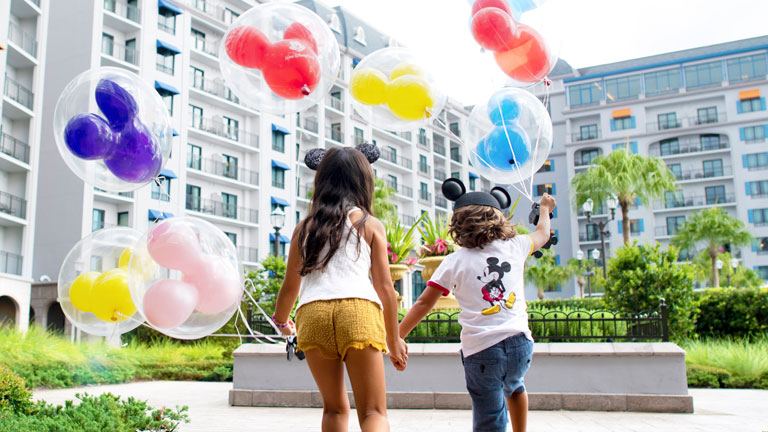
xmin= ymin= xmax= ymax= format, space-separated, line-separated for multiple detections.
xmin=385 ymin=214 xmax=426 ymax=282
xmin=417 ymin=214 xmax=457 ymax=281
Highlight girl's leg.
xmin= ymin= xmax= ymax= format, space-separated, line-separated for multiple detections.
xmin=305 ymin=349 xmax=350 ymax=432
xmin=506 ymin=391 xmax=528 ymax=432
xmin=344 ymin=347 xmax=389 ymax=432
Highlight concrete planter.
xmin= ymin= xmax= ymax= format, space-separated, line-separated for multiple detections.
xmin=417 ymin=256 xmax=445 ymax=281
xmin=389 ymin=264 xmax=408 ymax=282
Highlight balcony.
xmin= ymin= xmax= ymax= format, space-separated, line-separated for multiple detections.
xmin=191 ymin=39 xmax=220 ymax=59
xmin=179 ymin=0 xmax=232 ymax=26
xmin=380 ymin=148 xmax=413 ymax=170
xmin=418 ymin=191 xmax=433 ymax=204
xmin=450 ymin=147 xmax=462 ymax=164
xmin=297 ymin=117 xmax=318 ymax=134
xmin=151 ymin=190 xmax=170 ymax=201
xmin=296 ymin=184 xmax=313 ymax=201
xmin=434 ymin=169 xmax=447 ymax=181
xmin=189 ymin=116 xmax=259 ymax=150
xmin=238 ymin=246 xmax=259 ymax=264
xmin=646 ymin=113 xmax=728 ymax=133
xmin=0 ymin=132 xmax=30 ymax=165
xmin=418 ymin=163 xmax=431 ymax=177
xmin=0 ymin=250 xmax=22 ymax=276
xmin=433 ymin=141 xmax=446 ymax=156
xmin=185 ymin=195 xmax=258 ymax=224
xmin=103 ymin=0 xmax=141 ymax=24
xmin=648 ymin=138 xmax=729 ymax=158
xmin=570 ymin=129 xmax=602 ymax=142
xmin=0 ymin=191 xmax=27 ymax=220
xmin=384 ymin=179 xmax=413 ymax=198
xmin=8 ymin=22 xmax=37 ymax=57
xmin=325 ymin=128 xmax=343 ymax=144
xmin=655 ymin=226 xmax=679 ymax=237
xmin=327 ymin=97 xmax=343 ymax=111
xmin=672 ymin=166 xmax=732 ymax=182
xmin=435 ymin=196 xmax=448 ymax=208
xmin=188 ymin=156 xmax=258 ymax=186
xmin=191 ymin=76 xmax=239 ymax=104
xmin=657 ymin=194 xmax=736 ymax=210
xmin=101 ymin=42 xmax=139 ymax=67
xmin=399 ymin=214 xmax=416 ymax=226
xmin=4 ymin=75 xmax=33 ymax=110
xmin=418 ymin=135 xmax=430 ymax=149
xmin=578 ymin=232 xmax=601 ymax=242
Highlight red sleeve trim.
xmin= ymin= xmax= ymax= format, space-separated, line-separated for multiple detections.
xmin=427 ymin=280 xmax=450 ymax=297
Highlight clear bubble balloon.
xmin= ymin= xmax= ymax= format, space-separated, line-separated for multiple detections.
xmin=129 ymin=217 xmax=244 ymax=340
xmin=219 ymin=2 xmax=340 ymax=115
xmin=350 ymin=47 xmax=447 ymax=132
xmin=53 ymin=67 xmax=172 ymax=192
xmin=466 ymin=87 xmax=552 ymax=186
xmin=58 ymin=227 xmax=146 ymax=337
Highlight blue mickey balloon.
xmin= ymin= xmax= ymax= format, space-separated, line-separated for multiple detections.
xmin=508 ymin=0 xmax=538 ymax=20
xmin=487 ymin=90 xmax=521 ymax=126
xmin=63 ymin=113 xmax=116 ymax=160
xmin=475 ymin=123 xmax=531 ymax=171
xmin=95 ymin=79 xmax=138 ymax=130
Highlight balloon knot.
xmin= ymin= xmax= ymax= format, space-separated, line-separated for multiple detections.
xmin=425 ymin=108 xmax=433 ymax=118
xmin=544 ymin=78 xmax=552 ymax=87
xmin=301 ymin=85 xmax=310 ymax=96
xmin=509 ymin=159 xmax=516 ymax=165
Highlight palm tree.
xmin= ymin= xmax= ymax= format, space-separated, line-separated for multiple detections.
xmin=689 ymin=250 xmax=763 ymax=289
xmin=373 ymin=177 xmax=396 ymax=221
xmin=571 ymin=149 xmax=677 ymax=244
xmin=672 ymin=207 xmax=752 ymax=287
xmin=525 ymin=250 xmax=574 ymax=299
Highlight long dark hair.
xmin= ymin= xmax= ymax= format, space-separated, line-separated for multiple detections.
xmin=298 ymin=146 xmax=374 ymax=276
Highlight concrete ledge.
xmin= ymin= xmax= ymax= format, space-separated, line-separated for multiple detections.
xmin=230 ymin=389 xmax=693 ymax=413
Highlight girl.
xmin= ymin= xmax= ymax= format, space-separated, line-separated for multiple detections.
xmin=273 ymin=145 xmax=408 ymax=432
xmin=399 ymin=178 xmax=555 ymax=432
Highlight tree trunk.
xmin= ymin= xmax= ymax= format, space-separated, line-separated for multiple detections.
xmin=621 ymin=202 xmax=630 ymax=244
xmin=577 ymin=276 xmax=585 ymax=298
xmin=710 ymin=251 xmax=719 ymax=288
xmin=537 ymin=287 xmax=544 ymax=300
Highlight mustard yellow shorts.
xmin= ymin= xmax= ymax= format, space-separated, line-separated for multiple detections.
xmin=295 ymin=298 xmax=387 ymax=360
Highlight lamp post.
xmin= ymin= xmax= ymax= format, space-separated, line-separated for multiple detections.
xmin=583 ymin=195 xmax=618 ymax=279
xmin=728 ymin=258 xmax=738 ymax=287
xmin=715 ymin=258 xmax=723 ymax=287
xmin=270 ymin=207 xmax=286 ymax=257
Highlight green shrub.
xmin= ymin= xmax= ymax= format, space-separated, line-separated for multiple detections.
xmin=683 ymin=335 xmax=768 ymax=389
xmin=528 ymin=298 xmax=605 ymax=311
xmin=0 ymin=365 xmax=32 ymax=414
xmin=686 ymin=364 xmax=732 ymax=388
xmin=603 ymin=242 xmax=696 ymax=340
xmin=694 ymin=288 xmax=768 ymax=338
xmin=0 ymin=393 xmax=188 ymax=432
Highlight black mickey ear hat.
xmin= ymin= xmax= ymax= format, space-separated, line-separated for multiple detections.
xmin=303 ymin=142 xmax=381 ymax=170
xmin=442 ymin=178 xmax=511 ymax=211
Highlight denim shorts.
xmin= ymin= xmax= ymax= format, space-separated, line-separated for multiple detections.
xmin=461 ymin=334 xmax=534 ymax=432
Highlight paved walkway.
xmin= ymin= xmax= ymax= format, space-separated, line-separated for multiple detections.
xmin=34 ymin=382 xmax=764 ymax=431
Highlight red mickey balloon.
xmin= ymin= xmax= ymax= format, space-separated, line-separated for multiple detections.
xmin=225 ymin=26 xmax=270 ymax=69
xmin=471 ymin=7 xmax=517 ymax=52
xmin=262 ymin=39 xmax=321 ymax=99
xmin=471 ymin=0 xmax=513 ymax=16
xmin=493 ymin=23 xmax=551 ymax=83
xmin=284 ymin=22 xmax=318 ymax=55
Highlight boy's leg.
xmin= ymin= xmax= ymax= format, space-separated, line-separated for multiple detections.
xmin=462 ymin=344 xmax=508 ymax=432
xmin=305 ymin=349 xmax=351 ymax=432
xmin=505 ymin=391 xmax=528 ymax=432
xmin=344 ymin=347 xmax=389 ymax=432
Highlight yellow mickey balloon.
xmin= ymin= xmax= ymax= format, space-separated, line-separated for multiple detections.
xmin=389 ymin=62 xmax=424 ymax=80
xmin=350 ymin=67 xmax=389 ymax=106
xmin=69 ymin=271 xmax=100 ymax=313
xmin=386 ymin=75 xmax=435 ymax=121
xmin=118 ymin=247 xmax=157 ymax=281
xmin=90 ymin=268 xmax=136 ymax=323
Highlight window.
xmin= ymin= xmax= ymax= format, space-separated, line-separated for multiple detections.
xmin=747 ymin=181 xmax=768 ymax=197
xmin=272 ymin=166 xmax=285 ymax=189
xmin=191 ymin=29 xmax=206 ymax=51
xmin=612 ymin=116 xmax=633 ymax=130
xmin=659 ymin=138 xmax=679 ymax=156
xmin=104 ymin=0 xmax=116 ymax=12
xmin=740 ymin=97 xmax=764 ymax=113
xmin=387 ymin=174 xmax=398 ymax=191
xmin=354 ymin=127 xmax=364 ymax=145
xmin=330 ymin=123 xmax=342 ymax=142
xmin=125 ymin=38 xmax=136 ymax=64
xmin=191 ymin=66 xmax=204 ymax=89
xmin=469 ymin=177 xmax=476 ymax=191
xmin=222 ymin=154 xmax=238 ymax=179
xmin=757 ymin=266 xmax=768 ymax=281
xmin=156 ymin=48 xmax=175 ymax=75
xmin=117 ymin=211 xmax=129 ymax=227
xmin=629 ymin=219 xmax=642 ymax=234
xmin=159 ymin=91 xmax=174 ymax=115
xmin=644 ymin=68 xmax=681 ymax=96
xmin=585 ymin=223 xmax=599 ymax=241
xmin=353 ymin=26 xmax=366 ymax=45
xmin=450 ymin=122 xmax=460 ymax=137
xmin=578 ymin=148 xmax=600 ymax=165
xmin=386 ymin=146 xmax=398 ymax=164
xmin=412 ymin=271 xmax=427 ymax=303
xmin=697 ymin=106 xmax=718 ymax=125
xmin=225 ymin=232 xmax=237 ymax=245
xmin=189 ymin=105 xmax=203 ymax=128
xmin=751 ymin=208 xmax=768 ymax=225
xmin=727 ymin=54 xmax=767 ymax=82
xmin=666 ymin=216 xmax=686 ymax=236
xmin=742 ymin=125 xmax=766 ymax=142
xmin=418 ymin=128 xmax=427 ymax=145
xmin=296 ymin=211 xmax=301 ymax=225
xmin=702 ymin=159 xmax=724 ymax=178
xmin=187 ymin=144 xmax=201 ymax=170
xmin=700 ymin=134 xmax=721 ymax=151
xmin=222 ymin=193 xmax=237 ymax=218
xmin=684 ymin=61 xmax=723 ymax=89
xmin=580 ymin=124 xmax=598 ymax=140
xmin=419 ymin=155 xmax=429 ymax=174
xmin=658 ymin=112 xmax=679 ymax=129
xmin=538 ymin=160 xmax=553 ymax=172
xmin=705 ymin=185 xmax=726 ymax=204
xmin=186 ymin=185 xmax=201 ymax=211
xmin=272 ymin=131 xmax=285 ymax=152
xmin=568 ymin=81 xmax=602 ymax=107
xmin=534 ymin=183 xmax=553 ymax=196
xmin=755 ymin=237 xmax=768 ymax=254
xmin=450 ymin=146 xmax=462 ymax=163
xmin=605 ymin=74 xmax=642 ymax=101
xmin=745 ymin=153 xmax=768 ymax=170
xmin=668 ymin=163 xmax=682 ymax=180
xmin=222 ymin=116 xmax=239 ymax=141
xmin=420 ymin=182 xmax=430 ymax=201
xmin=223 ymin=8 xmax=239 ymax=25
xmin=158 ymin=8 xmax=176 ymax=34
xmin=151 ymin=178 xmax=171 ymax=201
xmin=665 ymin=191 xmax=683 ymax=208
xmin=92 ymin=209 xmax=105 ymax=232
xmin=101 ymin=33 xmax=114 ymax=56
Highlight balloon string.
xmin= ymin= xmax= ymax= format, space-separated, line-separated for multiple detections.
xmin=527 ymin=80 xmax=550 ymax=201
xmin=496 ymin=95 xmax=532 ymax=201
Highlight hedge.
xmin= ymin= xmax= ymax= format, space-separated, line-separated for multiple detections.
xmin=694 ymin=288 xmax=768 ymax=339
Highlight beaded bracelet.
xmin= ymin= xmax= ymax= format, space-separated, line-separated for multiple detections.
xmin=271 ymin=315 xmax=290 ymax=329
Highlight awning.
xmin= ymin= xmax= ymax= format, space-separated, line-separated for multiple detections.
xmin=159 ymin=168 xmax=177 ymax=179
xmin=155 ymin=80 xmax=179 ymax=95
xmin=271 ymin=124 xmax=291 ymax=135
xmin=172 ymin=129 xmax=179 ymax=137
xmin=611 ymin=108 xmax=631 ymax=118
xmin=739 ymin=89 xmax=760 ymax=100
xmin=269 ymin=233 xmax=291 ymax=243
xmin=156 ymin=39 xmax=181 ymax=55
xmin=352 ymin=58 xmax=361 ymax=66
xmin=271 ymin=196 xmax=291 ymax=207
xmin=271 ymin=160 xmax=291 ymax=170
xmin=163 ymin=212 xmax=175 ymax=218
xmin=158 ymin=0 xmax=182 ymax=15
xmin=468 ymin=171 xmax=479 ymax=179
xmin=148 ymin=209 xmax=164 ymax=220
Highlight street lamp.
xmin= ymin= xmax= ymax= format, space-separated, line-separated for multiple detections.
xmin=728 ymin=258 xmax=738 ymax=287
xmin=715 ymin=258 xmax=723 ymax=287
xmin=270 ymin=207 xmax=286 ymax=257
xmin=583 ymin=195 xmax=617 ymax=279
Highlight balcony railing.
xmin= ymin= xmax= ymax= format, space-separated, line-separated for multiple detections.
xmin=380 ymin=148 xmax=413 ymax=169
xmin=150 ymin=190 xmax=170 ymax=201
xmin=297 ymin=117 xmax=318 ymax=133
xmin=689 ymin=113 xmax=727 ymax=126
xmin=103 ymin=0 xmax=141 ymax=23
xmin=384 ymin=179 xmax=413 ymax=198
xmin=434 ymin=142 xmax=446 ymax=156
xmin=328 ymin=97 xmax=343 ymax=111
xmin=658 ymin=194 xmax=736 ymax=209
xmin=571 ymin=129 xmax=602 ymax=142
xmin=4 ymin=75 xmax=33 ymax=109
xmin=435 ymin=196 xmax=448 ymax=208
xmin=418 ymin=136 xmax=430 ymax=149
xmin=180 ymin=0 xmax=234 ymax=26
xmin=191 ymin=39 xmax=220 ymax=58
xmin=296 ymin=184 xmax=313 ymax=200
xmin=94 ymin=188 xmax=134 ymax=199
xmin=399 ymin=214 xmax=416 ymax=226
xmin=0 ymin=250 xmax=22 ymax=276
xmin=434 ymin=169 xmax=447 ymax=181
xmin=191 ymin=76 xmax=239 ymax=104
xmin=419 ymin=191 xmax=433 ymax=204
xmin=646 ymin=113 xmax=728 ymax=133
xmin=189 ymin=116 xmax=259 ymax=149
xmin=655 ymin=226 xmax=679 ymax=237
xmin=238 ymin=246 xmax=259 ymax=263
xmin=0 ymin=132 xmax=30 ymax=164
xmin=450 ymin=148 xmax=462 ymax=163
xmin=185 ymin=195 xmax=258 ymax=223
xmin=187 ymin=156 xmax=258 ymax=185
xmin=672 ymin=166 xmax=732 ymax=181
xmin=418 ymin=163 xmax=431 ymax=175
xmin=648 ymin=139 xmax=729 ymax=157
xmin=325 ymin=128 xmax=343 ymax=143
xmin=579 ymin=232 xmax=601 ymax=242
xmin=8 ymin=22 xmax=37 ymax=57
xmin=158 ymin=19 xmax=175 ymax=34
xmin=101 ymin=42 xmax=139 ymax=66
xmin=0 ymin=191 xmax=27 ymax=219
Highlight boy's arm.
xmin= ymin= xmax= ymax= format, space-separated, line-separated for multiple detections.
xmin=399 ymin=285 xmax=443 ymax=338
xmin=529 ymin=193 xmax=556 ymax=252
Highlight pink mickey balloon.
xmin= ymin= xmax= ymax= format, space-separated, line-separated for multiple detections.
xmin=147 ymin=219 xmax=204 ymax=271
xmin=143 ymin=279 xmax=198 ymax=329
xmin=183 ymin=256 xmax=242 ymax=315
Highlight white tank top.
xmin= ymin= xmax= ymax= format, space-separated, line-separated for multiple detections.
xmin=296 ymin=207 xmax=381 ymax=310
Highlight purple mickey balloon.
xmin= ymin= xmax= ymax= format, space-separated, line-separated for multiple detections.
xmin=95 ymin=79 xmax=138 ymax=130
xmin=63 ymin=113 xmax=115 ymax=160
xmin=105 ymin=119 xmax=163 ymax=183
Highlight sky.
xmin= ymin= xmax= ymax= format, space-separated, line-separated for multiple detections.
xmin=327 ymin=0 xmax=768 ymax=105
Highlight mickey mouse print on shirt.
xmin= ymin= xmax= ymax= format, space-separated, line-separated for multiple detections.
xmin=477 ymin=257 xmax=516 ymax=315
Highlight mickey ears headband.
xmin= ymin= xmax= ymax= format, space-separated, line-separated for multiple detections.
xmin=304 ymin=142 xmax=381 ymax=170
xmin=442 ymin=178 xmax=511 ymax=211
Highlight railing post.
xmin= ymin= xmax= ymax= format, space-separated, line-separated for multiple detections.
xmin=659 ymin=297 xmax=669 ymax=342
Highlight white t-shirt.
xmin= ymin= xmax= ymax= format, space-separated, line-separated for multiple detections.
xmin=427 ymin=235 xmax=534 ymax=357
